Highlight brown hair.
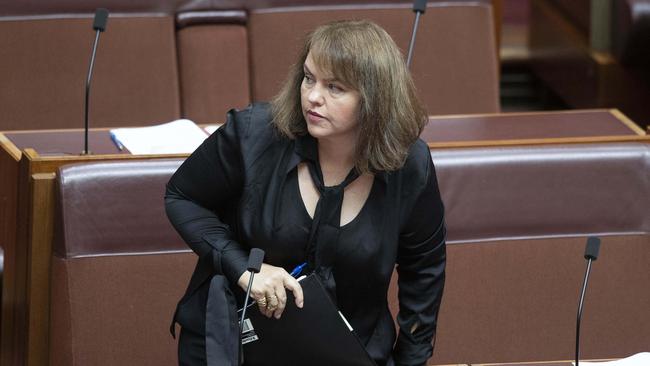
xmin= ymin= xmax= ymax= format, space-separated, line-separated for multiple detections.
xmin=271 ymin=20 xmax=427 ymax=173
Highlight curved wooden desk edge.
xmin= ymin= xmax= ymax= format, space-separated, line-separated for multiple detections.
xmin=427 ymin=135 xmax=650 ymax=150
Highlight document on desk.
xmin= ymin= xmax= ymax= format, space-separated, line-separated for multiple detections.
xmin=241 ymin=274 xmax=376 ymax=366
xmin=109 ymin=119 xmax=209 ymax=154
xmin=203 ymin=124 xmax=223 ymax=135
xmin=577 ymin=352 xmax=650 ymax=365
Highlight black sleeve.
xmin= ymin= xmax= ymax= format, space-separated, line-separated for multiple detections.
xmin=393 ymin=153 xmax=447 ymax=366
xmin=164 ymin=108 xmax=250 ymax=284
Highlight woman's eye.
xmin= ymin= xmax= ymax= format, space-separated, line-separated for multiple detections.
xmin=328 ymin=83 xmax=343 ymax=93
xmin=304 ymin=74 xmax=315 ymax=84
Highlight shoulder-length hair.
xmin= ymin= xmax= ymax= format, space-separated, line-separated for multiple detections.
xmin=271 ymin=20 xmax=427 ymax=174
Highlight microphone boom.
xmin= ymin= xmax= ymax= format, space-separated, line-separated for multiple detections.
xmin=239 ymin=248 xmax=266 ymax=365
xmin=575 ymin=236 xmax=601 ymax=366
xmin=83 ymin=8 xmax=109 ymax=155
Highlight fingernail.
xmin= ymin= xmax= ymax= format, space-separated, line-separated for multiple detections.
xmin=298 ymin=301 xmax=304 ymax=308
xmin=275 ymin=313 xmax=281 ymax=319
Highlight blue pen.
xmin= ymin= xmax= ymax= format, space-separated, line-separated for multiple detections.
xmin=290 ymin=262 xmax=307 ymax=278
xmin=109 ymin=132 xmax=124 ymax=151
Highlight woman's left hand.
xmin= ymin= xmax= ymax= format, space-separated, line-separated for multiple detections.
xmin=237 ymin=263 xmax=304 ymax=319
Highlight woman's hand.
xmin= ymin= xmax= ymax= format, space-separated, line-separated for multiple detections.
xmin=237 ymin=263 xmax=304 ymax=319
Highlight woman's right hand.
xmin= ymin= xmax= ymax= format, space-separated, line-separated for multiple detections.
xmin=237 ymin=263 xmax=304 ymax=319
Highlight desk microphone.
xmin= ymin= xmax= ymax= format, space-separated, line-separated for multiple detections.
xmin=239 ymin=248 xmax=265 ymax=365
xmin=575 ymin=237 xmax=601 ymax=366
xmin=406 ymin=0 xmax=427 ymax=69
xmin=83 ymin=8 xmax=109 ymax=155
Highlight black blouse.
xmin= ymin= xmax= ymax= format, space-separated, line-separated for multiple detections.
xmin=165 ymin=103 xmax=446 ymax=366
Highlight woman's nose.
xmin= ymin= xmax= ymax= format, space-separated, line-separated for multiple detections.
xmin=308 ymin=85 xmax=324 ymax=104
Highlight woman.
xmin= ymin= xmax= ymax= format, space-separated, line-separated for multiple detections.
xmin=166 ymin=20 xmax=446 ymax=366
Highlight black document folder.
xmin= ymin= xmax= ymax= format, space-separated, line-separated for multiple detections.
xmin=240 ymin=274 xmax=377 ymax=366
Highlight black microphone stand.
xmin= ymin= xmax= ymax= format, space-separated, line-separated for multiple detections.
xmin=239 ymin=248 xmax=265 ymax=366
xmin=406 ymin=0 xmax=427 ymax=69
xmin=83 ymin=8 xmax=109 ymax=155
xmin=239 ymin=272 xmax=257 ymax=343
xmin=575 ymin=237 xmax=601 ymax=366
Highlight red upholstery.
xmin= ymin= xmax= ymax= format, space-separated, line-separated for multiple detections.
xmin=176 ymin=21 xmax=251 ymax=124
xmin=48 ymin=142 xmax=650 ymax=365
xmin=390 ymin=142 xmax=650 ymax=364
xmin=51 ymin=159 xmax=194 ymax=366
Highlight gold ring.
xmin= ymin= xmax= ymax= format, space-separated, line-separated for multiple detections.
xmin=257 ymin=297 xmax=267 ymax=306
xmin=267 ymin=295 xmax=278 ymax=310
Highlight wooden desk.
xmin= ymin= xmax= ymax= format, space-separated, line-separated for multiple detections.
xmin=472 ymin=359 xmax=614 ymax=366
xmin=473 ymin=363 xmax=573 ymax=366
xmin=0 ymin=109 xmax=646 ymax=366
xmin=424 ymin=109 xmax=646 ymax=149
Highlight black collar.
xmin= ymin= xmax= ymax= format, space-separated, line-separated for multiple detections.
xmin=287 ymin=133 xmax=387 ymax=183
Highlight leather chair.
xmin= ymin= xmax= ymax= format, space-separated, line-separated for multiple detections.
xmin=50 ymin=159 xmax=194 ymax=366
xmin=175 ymin=10 xmax=251 ymax=124
xmin=389 ymin=142 xmax=650 ymax=364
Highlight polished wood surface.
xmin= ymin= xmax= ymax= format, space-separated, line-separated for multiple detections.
xmin=472 ymin=358 xmax=615 ymax=366
xmin=25 ymin=173 xmax=56 ymax=366
xmin=424 ymin=109 xmax=648 ymax=149
xmin=0 ymin=136 xmax=20 ymax=366
xmin=473 ymin=362 xmax=573 ymax=366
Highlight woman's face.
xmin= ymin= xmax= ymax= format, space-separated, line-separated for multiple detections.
xmin=300 ymin=51 xmax=361 ymax=143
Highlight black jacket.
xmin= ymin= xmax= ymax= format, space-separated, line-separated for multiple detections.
xmin=165 ymin=103 xmax=446 ymax=366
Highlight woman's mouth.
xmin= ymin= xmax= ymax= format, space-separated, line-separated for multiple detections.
xmin=307 ymin=110 xmax=326 ymax=123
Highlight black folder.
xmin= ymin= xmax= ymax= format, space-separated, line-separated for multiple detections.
xmin=240 ymin=274 xmax=377 ymax=366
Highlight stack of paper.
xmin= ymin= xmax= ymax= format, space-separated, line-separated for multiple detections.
xmin=578 ymin=352 xmax=650 ymax=366
xmin=110 ymin=119 xmax=209 ymax=155
xmin=203 ymin=124 xmax=223 ymax=135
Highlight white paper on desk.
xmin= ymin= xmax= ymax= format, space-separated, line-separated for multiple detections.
xmin=203 ymin=124 xmax=223 ymax=135
xmin=110 ymin=119 xmax=208 ymax=155
xmin=577 ymin=352 xmax=650 ymax=366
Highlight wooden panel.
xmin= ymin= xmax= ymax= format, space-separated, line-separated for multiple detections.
xmin=5 ymin=149 xmax=35 ymax=366
xmin=0 ymin=134 xmax=21 ymax=366
xmin=25 ymin=173 xmax=56 ymax=366
xmin=530 ymin=0 xmax=650 ymax=128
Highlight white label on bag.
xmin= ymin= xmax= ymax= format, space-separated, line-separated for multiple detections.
xmin=242 ymin=333 xmax=259 ymax=345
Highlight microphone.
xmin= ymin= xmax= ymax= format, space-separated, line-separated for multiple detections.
xmin=83 ymin=8 xmax=109 ymax=155
xmin=575 ymin=237 xmax=601 ymax=366
xmin=93 ymin=8 xmax=109 ymax=31
xmin=413 ymin=0 xmax=427 ymax=13
xmin=406 ymin=0 xmax=427 ymax=69
xmin=239 ymin=248 xmax=265 ymax=365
